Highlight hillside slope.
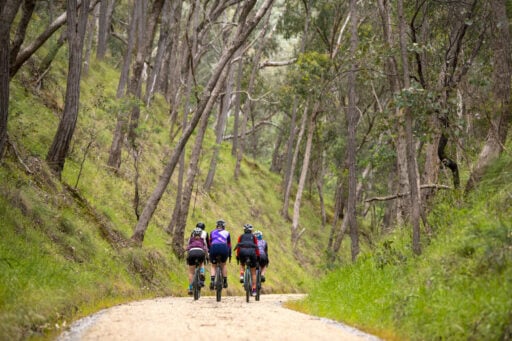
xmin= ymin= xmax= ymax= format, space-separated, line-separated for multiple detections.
xmin=0 ymin=61 xmax=327 ymax=340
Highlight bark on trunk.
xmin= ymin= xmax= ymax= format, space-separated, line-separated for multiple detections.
xmin=0 ymin=0 xmax=22 ymax=160
xmin=46 ymin=0 xmax=90 ymax=178
xmin=347 ymin=0 xmax=359 ymax=261
xmin=291 ymin=103 xmax=318 ymax=249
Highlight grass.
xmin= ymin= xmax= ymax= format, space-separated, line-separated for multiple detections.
xmin=294 ymin=153 xmax=512 ymax=341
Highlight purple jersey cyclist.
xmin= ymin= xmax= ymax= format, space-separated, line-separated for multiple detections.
xmin=208 ymin=219 xmax=231 ymax=289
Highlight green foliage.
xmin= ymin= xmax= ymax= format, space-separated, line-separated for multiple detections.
xmin=297 ymin=152 xmax=512 ymax=340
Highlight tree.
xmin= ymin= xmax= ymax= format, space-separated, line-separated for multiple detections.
xmin=0 ymin=0 xmax=22 ymax=160
xmin=397 ymin=0 xmax=422 ymax=255
xmin=346 ymin=0 xmax=359 ymax=261
xmin=465 ymin=0 xmax=511 ymax=193
xmin=131 ymin=0 xmax=275 ymax=243
xmin=46 ymin=0 xmax=91 ymax=178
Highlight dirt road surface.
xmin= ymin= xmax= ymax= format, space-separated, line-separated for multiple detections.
xmin=57 ymin=294 xmax=380 ymax=341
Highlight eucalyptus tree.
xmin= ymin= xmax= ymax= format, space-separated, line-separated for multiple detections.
xmin=46 ymin=0 xmax=91 ymax=178
xmin=0 ymin=0 xmax=22 ymax=161
xmin=466 ymin=0 xmax=511 ymax=193
xmin=132 ymin=0 xmax=275 ymax=244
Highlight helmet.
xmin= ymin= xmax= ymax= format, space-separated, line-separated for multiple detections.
xmin=254 ymin=230 xmax=263 ymax=240
xmin=216 ymin=219 xmax=226 ymax=229
xmin=243 ymin=224 xmax=253 ymax=232
xmin=196 ymin=222 xmax=205 ymax=230
xmin=192 ymin=227 xmax=202 ymax=237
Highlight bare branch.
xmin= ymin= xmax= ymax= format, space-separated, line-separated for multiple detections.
xmin=365 ymin=184 xmax=452 ymax=203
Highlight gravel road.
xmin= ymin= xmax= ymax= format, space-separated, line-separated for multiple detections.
xmin=57 ymin=294 xmax=381 ymax=341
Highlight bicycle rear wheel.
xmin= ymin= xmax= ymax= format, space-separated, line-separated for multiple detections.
xmin=215 ymin=266 xmax=222 ymax=302
xmin=255 ymin=267 xmax=261 ymax=301
xmin=244 ymin=266 xmax=251 ymax=303
xmin=193 ymin=267 xmax=201 ymax=300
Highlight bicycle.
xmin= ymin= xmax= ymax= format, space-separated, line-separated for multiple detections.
xmin=213 ymin=255 xmax=223 ymax=302
xmin=242 ymin=256 xmax=260 ymax=302
xmin=191 ymin=258 xmax=203 ymax=300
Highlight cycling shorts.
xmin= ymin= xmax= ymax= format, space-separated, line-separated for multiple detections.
xmin=239 ymin=248 xmax=258 ymax=267
xmin=186 ymin=249 xmax=206 ymax=266
xmin=257 ymin=254 xmax=269 ymax=267
xmin=209 ymin=243 xmax=229 ymax=263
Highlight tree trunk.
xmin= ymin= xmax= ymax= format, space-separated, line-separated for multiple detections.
xmin=46 ymin=0 xmax=90 ymax=178
xmin=9 ymin=0 xmax=35 ymax=67
xmin=0 ymin=0 xmax=22 ymax=160
xmin=282 ymin=104 xmax=308 ymax=220
xmin=107 ymin=1 xmax=138 ymax=170
xmin=234 ymin=9 xmax=271 ymax=179
xmin=347 ymin=0 xmax=359 ymax=262
xmin=465 ymin=0 xmax=511 ymax=194
xmin=82 ymin=3 xmax=96 ymax=76
xmin=291 ymin=102 xmax=318 ymax=249
xmin=172 ymin=72 xmax=228 ymax=258
xmin=96 ymin=0 xmax=114 ymax=60
xmin=145 ymin=0 xmax=172 ymax=105
xmin=132 ymin=0 xmax=274 ymax=243
xmin=231 ymin=57 xmax=243 ymax=157
xmin=10 ymin=0 xmax=100 ymax=78
xmin=398 ymin=0 xmax=422 ymax=255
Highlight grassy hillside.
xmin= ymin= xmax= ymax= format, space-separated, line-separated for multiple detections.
xmin=291 ymin=153 xmax=512 ymax=340
xmin=0 ymin=60 xmax=324 ymax=340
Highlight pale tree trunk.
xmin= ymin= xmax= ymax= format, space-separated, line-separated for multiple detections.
xmin=107 ymin=1 xmax=138 ymax=170
xmin=132 ymin=0 xmax=275 ymax=243
xmin=204 ymin=72 xmax=232 ymax=191
xmin=398 ymin=0 xmax=422 ymax=255
xmin=465 ymin=0 xmax=511 ymax=194
xmin=96 ymin=0 xmax=114 ymax=60
xmin=145 ymin=0 xmax=172 ymax=105
xmin=0 ymin=0 xmax=22 ymax=160
xmin=82 ymin=3 xmax=97 ymax=76
xmin=377 ymin=0 xmax=408 ymax=227
xmin=282 ymin=104 xmax=308 ymax=220
xmin=347 ymin=0 xmax=359 ymax=261
xmin=281 ymin=0 xmax=311 ymax=211
xmin=231 ymin=57 xmax=243 ymax=157
xmin=234 ymin=8 xmax=272 ymax=179
xmin=291 ymin=102 xmax=318 ymax=249
xmin=46 ymin=0 xmax=90 ymax=178
xmin=167 ymin=0 xmax=197 ymax=236
xmin=127 ymin=0 xmax=163 ymax=148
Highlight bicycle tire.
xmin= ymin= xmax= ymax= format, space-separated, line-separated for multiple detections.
xmin=193 ymin=266 xmax=201 ymax=300
xmin=215 ymin=265 xmax=222 ymax=302
xmin=255 ymin=267 xmax=261 ymax=301
xmin=244 ymin=264 xmax=251 ymax=303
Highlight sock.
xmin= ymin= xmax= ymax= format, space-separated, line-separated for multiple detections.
xmin=210 ymin=276 xmax=215 ymax=282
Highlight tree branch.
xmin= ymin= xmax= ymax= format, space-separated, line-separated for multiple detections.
xmin=365 ymin=184 xmax=452 ymax=203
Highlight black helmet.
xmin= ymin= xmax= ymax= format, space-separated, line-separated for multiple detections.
xmin=196 ymin=222 xmax=205 ymax=230
xmin=243 ymin=223 xmax=253 ymax=233
xmin=192 ymin=227 xmax=202 ymax=237
xmin=216 ymin=219 xmax=225 ymax=228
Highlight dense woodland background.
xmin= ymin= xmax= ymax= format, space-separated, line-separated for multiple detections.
xmin=1 ymin=0 xmax=511 ymax=340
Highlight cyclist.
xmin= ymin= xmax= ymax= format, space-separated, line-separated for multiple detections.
xmin=186 ymin=227 xmax=208 ymax=295
xmin=253 ymin=230 xmax=269 ymax=283
xmin=234 ymin=224 xmax=260 ymax=296
xmin=190 ymin=222 xmax=209 ymax=252
xmin=208 ymin=219 xmax=231 ymax=290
